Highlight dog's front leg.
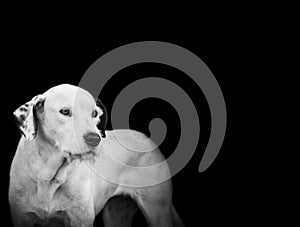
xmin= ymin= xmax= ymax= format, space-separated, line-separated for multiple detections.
xmin=67 ymin=203 xmax=95 ymax=227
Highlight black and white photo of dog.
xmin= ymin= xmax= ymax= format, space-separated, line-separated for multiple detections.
xmin=9 ymin=84 xmax=185 ymax=226
xmin=2 ymin=27 xmax=240 ymax=226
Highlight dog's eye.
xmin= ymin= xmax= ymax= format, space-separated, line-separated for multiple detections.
xmin=59 ymin=108 xmax=72 ymax=116
xmin=92 ymin=110 xmax=98 ymax=118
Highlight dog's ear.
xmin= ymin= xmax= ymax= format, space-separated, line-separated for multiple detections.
xmin=13 ymin=94 xmax=45 ymax=141
xmin=96 ymin=99 xmax=107 ymax=138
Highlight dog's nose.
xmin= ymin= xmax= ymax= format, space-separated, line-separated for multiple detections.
xmin=84 ymin=132 xmax=101 ymax=147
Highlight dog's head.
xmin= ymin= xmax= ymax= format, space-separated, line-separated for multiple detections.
xmin=13 ymin=84 xmax=107 ymax=154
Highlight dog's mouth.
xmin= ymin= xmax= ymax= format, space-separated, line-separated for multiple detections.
xmin=63 ymin=150 xmax=97 ymax=163
xmin=50 ymin=150 xmax=96 ymax=184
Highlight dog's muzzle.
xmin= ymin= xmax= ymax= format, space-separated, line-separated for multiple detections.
xmin=84 ymin=132 xmax=101 ymax=147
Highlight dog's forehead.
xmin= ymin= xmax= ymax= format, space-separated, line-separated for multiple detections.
xmin=44 ymin=84 xmax=95 ymax=108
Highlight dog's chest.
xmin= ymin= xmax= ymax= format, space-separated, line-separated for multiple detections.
xmin=31 ymin=161 xmax=91 ymax=214
xmin=28 ymin=182 xmax=75 ymax=219
xmin=30 ymin=180 xmax=62 ymax=211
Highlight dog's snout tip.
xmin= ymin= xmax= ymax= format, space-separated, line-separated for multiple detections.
xmin=84 ymin=132 xmax=101 ymax=147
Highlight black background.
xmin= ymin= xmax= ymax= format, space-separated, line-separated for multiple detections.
xmin=1 ymin=19 xmax=262 ymax=226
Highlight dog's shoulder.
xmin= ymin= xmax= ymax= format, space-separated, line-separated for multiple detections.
xmin=9 ymin=137 xmax=37 ymax=201
xmin=10 ymin=137 xmax=30 ymax=176
xmin=102 ymin=130 xmax=166 ymax=167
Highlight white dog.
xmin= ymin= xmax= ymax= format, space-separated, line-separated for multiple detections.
xmin=9 ymin=84 xmax=185 ymax=227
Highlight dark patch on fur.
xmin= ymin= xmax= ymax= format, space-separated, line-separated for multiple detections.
xmin=14 ymin=115 xmax=26 ymax=137
xmin=33 ymin=98 xmax=45 ymax=136
xmin=19 ymin=107 xmax=28 ymax=112
xmin=95 ymin=98 xmax=107 ymax=138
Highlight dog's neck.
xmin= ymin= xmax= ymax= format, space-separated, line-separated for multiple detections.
xmin=31 ymin=133 xmax=96 ymax=184
xmin=27 ymin=133 xmax=68 ymax=184
xmin=16 ymin=136 xmax=70 ymax=203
